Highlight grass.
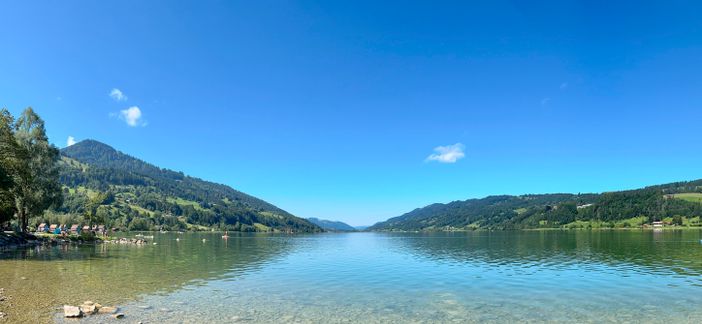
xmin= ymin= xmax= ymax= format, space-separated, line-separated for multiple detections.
xmin=65 ymin=186 xmax=99 ymax=198
xmin=126 ymin=204 xmax=155 ymax=216
xmin=166 ymin=197 xmax=205 ymax=211
xmin=672 ymin=193 xmax=702 ymax=203
xmin=253 ymin=223 xmax=271 ymax=231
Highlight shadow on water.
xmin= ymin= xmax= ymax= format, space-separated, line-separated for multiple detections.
xmin=0 ymin=232 xmax=301 ymax=323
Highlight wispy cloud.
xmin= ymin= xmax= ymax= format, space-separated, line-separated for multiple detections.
xmin=426 ymin=143 xmax=465 ymax=163
xmin=119 ymin=106 xmax=145 ymax=127
xmin=560 ymin=82 xmax=568 ymax=90
xmin=66 ymin=136 xmax=77 ymax=147
xmin=540 ymin=97 xmax=551 ymax=106
xmin=109 ymin=88 xmax=127 ymax=101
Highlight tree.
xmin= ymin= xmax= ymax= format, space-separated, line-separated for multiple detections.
xmin=672 ymin=215 xmax=683 ymax=226
xmin=0 ymin=110 xmax=17 ymax=225
xmin=11 ymin=108 xmax=62 ymax=232
xmin=84 ymin=191 xmax=113 ymax=227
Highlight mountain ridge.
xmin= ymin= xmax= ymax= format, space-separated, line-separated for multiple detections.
xmin=370 ymin=180 xmax=702 ymax=231
xmin=307 ymin=217 xmax=356 ymax=231
xmin=55 ymin=139 xmax=321 ymax=232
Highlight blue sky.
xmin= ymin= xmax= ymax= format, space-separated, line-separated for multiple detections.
xmin=1 ymin=1 xmax=701 ymax=226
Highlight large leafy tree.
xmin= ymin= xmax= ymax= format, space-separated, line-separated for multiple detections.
xmin=11 ymin=108 xmax=62 ymax=232
xmin=84 ymin=191 xmax=114 ymax=227
xmin=0 ymin=109 xmax=19 ymax=225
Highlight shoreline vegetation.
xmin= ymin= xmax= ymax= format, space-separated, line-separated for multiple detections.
xmin=0 ymin=231 xmax=151 ymax=250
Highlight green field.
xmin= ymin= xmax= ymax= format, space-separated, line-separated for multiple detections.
xmin=167 ymin=197 xmax=205 ymax=211
xmin=673 ymin=193 xmax=702 ymax=203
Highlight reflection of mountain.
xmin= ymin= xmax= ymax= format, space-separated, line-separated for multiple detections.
xmin=0 ymin=232 xmax=299 ymax=323
xmin=386 ymin=231 xmax=702 ymax=277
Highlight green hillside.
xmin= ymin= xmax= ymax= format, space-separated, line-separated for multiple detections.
xmin=307 ymin=217 xmax=356 ymax=231
xmin=370 ymin=180 xmax=702 ymax=231
xmin=47 ymin=140 xmax=321 ymax=233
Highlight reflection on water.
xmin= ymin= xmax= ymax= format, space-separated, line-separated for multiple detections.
xmin=0 ymin=232 xmax=296 ymax=323
xmin=2 ymin=230 xmax=702 ymax=323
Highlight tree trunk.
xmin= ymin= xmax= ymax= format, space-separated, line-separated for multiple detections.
xmin=18 ymin=208 xmax=27 ymax=233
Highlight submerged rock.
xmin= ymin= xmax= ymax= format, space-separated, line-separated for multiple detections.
xmin=98 ymin=306 xmax=118 ymax=314
xmin=63 ymin=305 xmax=82 ymax=318
xmin=112 ymin=312 xmax=125 ymax=319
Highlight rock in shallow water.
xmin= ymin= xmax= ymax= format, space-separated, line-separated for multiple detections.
xmin=80 ymin=303 xmax=97 ymax=315
xmin=112 ymin=312 xmax=125 ymax=319
xmin=98 ymin=306 xmax=118 ymax=314
xmin=63 ymin=305 xmax=82 ymax=318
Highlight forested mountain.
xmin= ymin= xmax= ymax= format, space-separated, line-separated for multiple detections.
xmin=307 ymin=217 xmax=356 ymax=231
xmin=370 ymin=180 xmax=702 ymax=231
xmin=53 ymin=139 xmax=321 ymax=232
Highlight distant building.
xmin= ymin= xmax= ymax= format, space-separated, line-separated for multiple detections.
xmin=652 ymin=221 xmax=664 ymax=228
xmin=577 ymin=204 xmax=594 ymax=209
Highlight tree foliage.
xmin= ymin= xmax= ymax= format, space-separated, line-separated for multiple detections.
xmin=0 ymin=109 xmax=19 ymax=224
xmin=6 ymin=108 xmax=62 ymax=231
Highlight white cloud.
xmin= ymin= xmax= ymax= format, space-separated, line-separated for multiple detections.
xmin=109 ymin=88 xmax=127 ymax=101
xmin=66 ymin=136 xmax=77 ymax=147
xmin=119 ymin=106 xmax=145 ymax=127
xmin=426 ymin=143 xmax=465 ymax=163
xmin=560 ymin=82 xmax=568 ymax=89
xmin=541 ymin=97 xmax=551 ymax=106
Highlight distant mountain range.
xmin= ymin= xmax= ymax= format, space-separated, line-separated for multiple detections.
xmin=307 ymin=217 xmax=356 ymax=231
xmin=370 ymin=180 xmax=702 ymax=231
xmin=57 ymin=140 xmax=321 ymax=232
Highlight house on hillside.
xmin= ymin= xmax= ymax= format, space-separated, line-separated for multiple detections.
xmin=70 ymin=224 xmax=81 ymax=234
xmin=577 ymin=204 xmax=594 ymax=209
xmin=652 ymin=221 xmax=664 ymax=228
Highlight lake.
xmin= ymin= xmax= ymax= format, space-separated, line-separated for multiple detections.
xmin=1 ymin=230 xmax=702 ymax=323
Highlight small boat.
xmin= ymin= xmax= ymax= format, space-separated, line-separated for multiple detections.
xmin=222 ymin=231 xmax=229 ymax=239
xmin=202 ymin=238 xmax=207 ymax=242
xmin=176 ymin=238 xmax=180 ymax=242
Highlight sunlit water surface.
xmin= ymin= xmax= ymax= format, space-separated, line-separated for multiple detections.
xmin=2 ymin=230 xmax=702 ymax=323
